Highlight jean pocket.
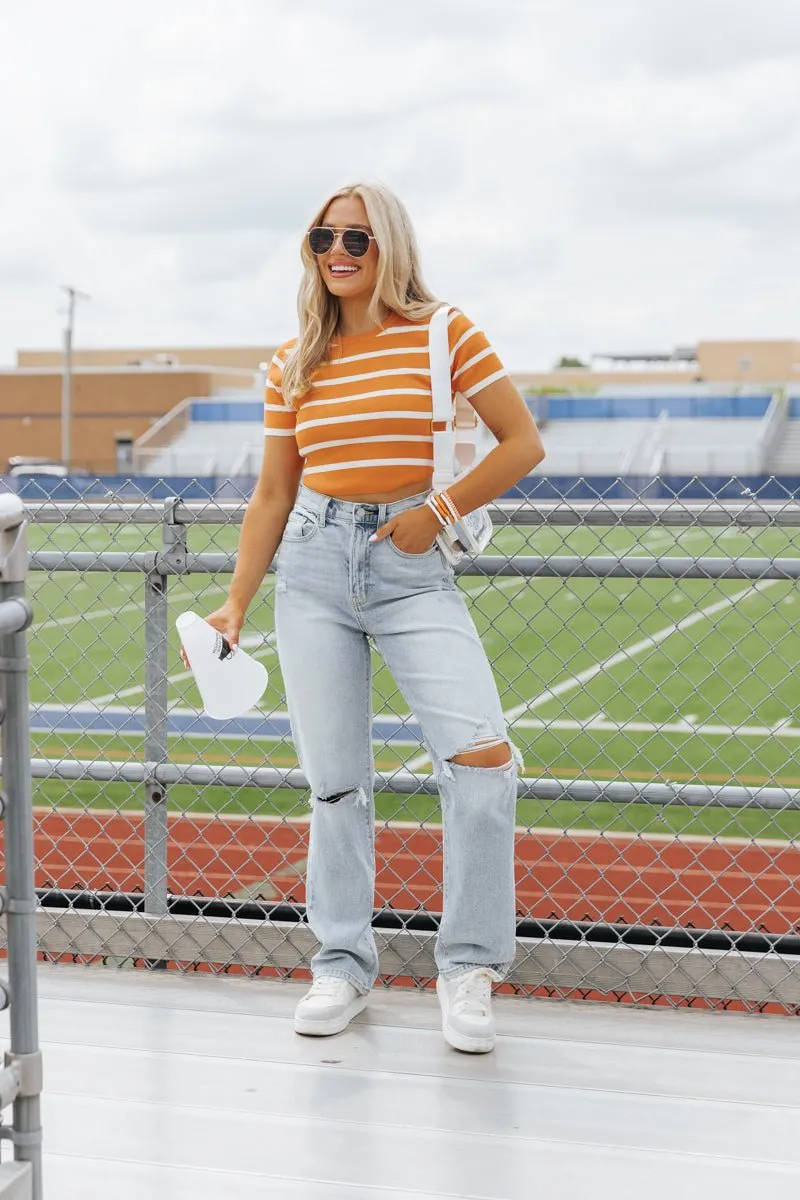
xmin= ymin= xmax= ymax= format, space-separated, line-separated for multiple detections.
xmin=386 ymin=533 xmax=439 ymax=560
xmin=282 ymin=508 xmax=320 ymax=543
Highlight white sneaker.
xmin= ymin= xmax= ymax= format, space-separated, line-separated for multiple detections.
xmin=294 ymin=975 xmax=368 ymax=1036
xmin=437 ymin=968 xmax=502 ymax=1053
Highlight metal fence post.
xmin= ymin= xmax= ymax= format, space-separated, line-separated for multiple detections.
xmin=0 ymin=494 xmax=41 ymax=1199
xmin=142 ymin=499 xmax=187 ymax=952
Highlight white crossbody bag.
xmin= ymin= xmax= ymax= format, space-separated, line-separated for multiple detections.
xmin=429 ymin=305 xmax=494 ymax=565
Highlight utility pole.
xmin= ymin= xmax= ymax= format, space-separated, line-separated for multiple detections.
xmin=60 ymin=285 xmax=90 ymax=471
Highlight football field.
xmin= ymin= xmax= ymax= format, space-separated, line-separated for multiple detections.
xmin=24 ymin=517 xmax=800 ymax=841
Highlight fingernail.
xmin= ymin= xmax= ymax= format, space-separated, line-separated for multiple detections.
xmin=369 ymin=533 xmax=378 ymax=542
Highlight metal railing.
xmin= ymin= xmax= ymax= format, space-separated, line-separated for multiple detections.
xmin=755 ymin=390 xmax=788 ymax=471
xmin=2 ymin=483 xmax=800 ymax=1017
xmin=0 ymin=495 xmax=41 ymax=1199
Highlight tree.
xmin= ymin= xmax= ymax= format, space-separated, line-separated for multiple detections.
xmin=554 ymin=355 xmax=588 ymax=370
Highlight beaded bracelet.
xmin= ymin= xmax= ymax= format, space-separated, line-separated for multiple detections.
xmin=426 ymin=489 xmax=462 ymax=528
xmin=425 ymin=495 xmax=448 ymax=527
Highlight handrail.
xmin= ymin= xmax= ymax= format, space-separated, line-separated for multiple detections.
xmin=0 ymin=497 xmax=42 ymax=1197
xmin=755 ymin=390 xmax=787 ymax=472
xmin=647 ymin=409 xmax=669 ymax=474
xmin=620 ymin=409 xmax=668 ymax=475
xmin=133 ymin=396 xmax=192 ymax=455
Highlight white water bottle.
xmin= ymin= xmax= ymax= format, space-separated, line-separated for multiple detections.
xmin=176 ymin=611 xmax=268 ymax=720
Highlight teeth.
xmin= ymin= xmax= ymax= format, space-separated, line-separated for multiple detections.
xmin=331 ymin=266 xmax=358 ymax=273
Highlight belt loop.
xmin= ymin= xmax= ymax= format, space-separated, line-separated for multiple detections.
xmin=320 ymin=497 xmax=330 ymax=527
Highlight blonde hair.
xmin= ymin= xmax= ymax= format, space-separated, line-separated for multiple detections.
xmin=281 ymin=182 xmax=441 ymax=405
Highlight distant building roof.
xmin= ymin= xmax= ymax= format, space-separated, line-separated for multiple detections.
xmin=591 ymin=346 xmax=697 ymax=364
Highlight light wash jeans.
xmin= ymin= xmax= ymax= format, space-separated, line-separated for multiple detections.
xmin=274 ymin=483 xmax=520 ymax=994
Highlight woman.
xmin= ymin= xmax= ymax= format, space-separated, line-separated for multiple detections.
xmin=202 ymin=182 xmax=544 ymax=1053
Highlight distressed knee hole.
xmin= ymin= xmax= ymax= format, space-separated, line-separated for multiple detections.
xmin=448 ymin=737 xmax=514 ymax=770
xmin=311 ymin=785 xmax=368 ymax=808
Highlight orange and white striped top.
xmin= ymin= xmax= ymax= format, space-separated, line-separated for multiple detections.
xmin=263 ymin=308 xmax=506 ymax=497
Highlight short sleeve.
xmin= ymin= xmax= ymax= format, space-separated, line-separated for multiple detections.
xmin=447 ymin=310 xmax=507 ymax=400
xmin=263 ymin=345 xmax=297 ymax=438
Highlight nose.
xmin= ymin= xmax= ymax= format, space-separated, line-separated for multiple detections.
xmin=326 ymin=230 xmax=348 ymax=254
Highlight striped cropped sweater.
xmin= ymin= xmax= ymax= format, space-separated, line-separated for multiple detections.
xmin=263 ymin=307 xmax=506 ymax=497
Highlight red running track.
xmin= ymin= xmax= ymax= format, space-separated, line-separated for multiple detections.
xmin=10 ymin=809 xmax=800 ymax=936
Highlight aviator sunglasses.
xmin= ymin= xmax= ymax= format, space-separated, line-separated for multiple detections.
xmin=307 ymin=226 xmax=376 ymax=259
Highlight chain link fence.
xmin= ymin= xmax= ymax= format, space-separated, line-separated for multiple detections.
xmin=1 ymin=477 xmax=800 ymax=1014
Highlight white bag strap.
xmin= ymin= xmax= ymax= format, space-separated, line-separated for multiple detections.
xmin=429 ymin=304 xmax=456 ymax=491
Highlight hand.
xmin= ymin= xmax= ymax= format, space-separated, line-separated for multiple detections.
xmin=369 ymin=504 xmax=441 ymax=555
xmin=179 ymin=600 xmax=245 ymax=668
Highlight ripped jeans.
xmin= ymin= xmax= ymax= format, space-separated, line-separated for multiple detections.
xmin=274 ymin=484 xmax=520 ymax=993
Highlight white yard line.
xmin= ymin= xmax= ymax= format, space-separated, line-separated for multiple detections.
xmin=33 ymin=579 xmax=227 ymax=635
xmin=503 ymin=579 xmax=777 ymax=723
xmin=407 ymin=578 xmax=777 ymax=772
xmin=88 ymin=631 xmax=278 ymax=705
xmin=462 ymin=577 xmax=529 ymax=599
xmin=513 ymin=715 xmax=797 ymax=738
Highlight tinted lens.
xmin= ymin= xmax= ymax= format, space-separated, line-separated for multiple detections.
xmin=341 ymin=229 xmax=371 ymax=257
xmin=308 ymin=227 xmax=335 ymax=255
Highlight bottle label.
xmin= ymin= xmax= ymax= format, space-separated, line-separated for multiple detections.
xmin=212 ymin=631 xmax=232 ymax=661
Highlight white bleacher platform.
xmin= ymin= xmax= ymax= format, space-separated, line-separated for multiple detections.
xmin=540 ymin=418 xmax=764 ymax=476
xmin=142 ymin=421 xmax=264 ymax=477
xmin=5 ymin=962 xmax=800 ymax=1198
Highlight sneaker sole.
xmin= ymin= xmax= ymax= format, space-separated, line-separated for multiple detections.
xmin=294 ymin=992 xmax=369 ymax=1037
xmin=441 ymin=1018 xmax=495 ymax=1054
xmin=437 ymin=978 xmax=495 ymax=1054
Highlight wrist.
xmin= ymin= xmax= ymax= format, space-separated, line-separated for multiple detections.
xmin=421 ymin=500 xmax=445 ymax=532
xmin=226 ymin=593 xmax=247 ymax=618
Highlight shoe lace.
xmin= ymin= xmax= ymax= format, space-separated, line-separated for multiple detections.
xmin=308 ymin=976 xmax=347 ymax=998
xmin=453 ymin=969 xmax=494 ymax=1016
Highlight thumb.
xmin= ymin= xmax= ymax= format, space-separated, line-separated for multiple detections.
xmin=369 ymin=519 xmax=395 ymax=543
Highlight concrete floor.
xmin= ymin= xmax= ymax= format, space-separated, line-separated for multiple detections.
xmin=2 ymin=963 xmax=800 ymax=1198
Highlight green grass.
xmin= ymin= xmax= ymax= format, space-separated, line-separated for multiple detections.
xmin=20 ymin=518 xmax=800 ymax=840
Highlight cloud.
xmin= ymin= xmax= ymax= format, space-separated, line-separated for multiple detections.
xmin=1 ymin=0 xmax=799 ymax=369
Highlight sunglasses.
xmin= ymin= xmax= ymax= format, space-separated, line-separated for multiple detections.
xmin=307 ymin=226 xmax=376 ymax=259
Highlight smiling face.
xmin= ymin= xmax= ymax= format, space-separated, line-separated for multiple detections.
xmin=314 ymin=193 xmax=380 ymax=303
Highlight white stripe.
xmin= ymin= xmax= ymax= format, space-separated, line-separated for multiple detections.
xmin=377 ymin=324 xmax=430 ymax=337
xmin=313 ymin=367 xmax=430 ymax=388
xmin=304 ymin=458 xmax=433 ymax=475
xmin=370 ymin=310 xmax=459 ymax=338
xmin=263 ymin=428 xmax=297 ymax=437
xmin=298 ymin=410 xmax=430 ymax=432
xmin=453 ymin=345 xmax=493 ymax=381
xmin=300 ymin=387 xmax=430 ymax=412
xmin=327 ymin=346 xmax=428 ymax=366
xmin=271 ymin=354 xmax=287 ymax=372
xmin=264 ymin=402 xmax=289 ymax=412
xmin=449 ymin=326 xmax=480 ymax=365
xmin=302 ymin=434 xmax=433 ymax=454
xmin=266 ymin=380 xmax=282 ymax=393
xmin=462 ymin=368 xmax=507 ymax=399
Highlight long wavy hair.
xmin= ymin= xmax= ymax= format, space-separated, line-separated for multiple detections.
xmin=281 ymin=182 xmax=441 ymax=405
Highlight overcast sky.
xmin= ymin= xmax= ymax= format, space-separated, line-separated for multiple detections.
xmin=2 ymin=0 xmax=799 ymax=371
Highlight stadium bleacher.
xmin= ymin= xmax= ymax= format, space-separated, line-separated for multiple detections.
xmin=136 ymin=386 xmax=789 ymax=479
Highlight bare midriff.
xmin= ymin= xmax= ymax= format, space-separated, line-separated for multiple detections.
xmin=304 ymin=478 xmax=432 ymax=504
